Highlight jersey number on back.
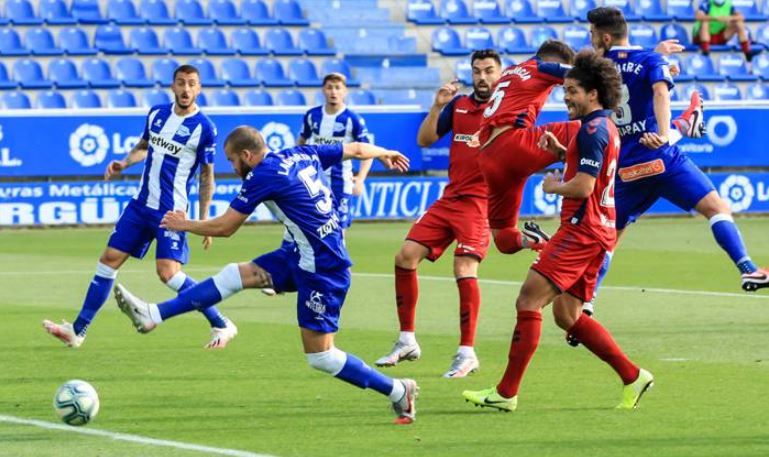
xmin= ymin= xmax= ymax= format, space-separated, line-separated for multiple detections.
xmin=612 ymin=84 xmax=632 ymax=126
xmin=483 ymin=81 xmax=511 ymax=118
xmin=601 ymin=159 xmax=617 ymax=208
xmin=298 ymin=166 xmax=333 ymax=214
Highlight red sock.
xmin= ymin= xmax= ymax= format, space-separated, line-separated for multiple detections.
xmin=457 ymin=277 xmax=480 ymax=347
xmin=567 ymin=314 xmax=640 ymax=384
xmin=701 ymin=42 xmax=711 ymax=54
xmin=496 ymin=310 xmax=542 ymax=398
xmin=395 ymin=266 xmax=418 ymax=332
xmin=493 ymin=227 xmax=524 ymax=254
xmin=741 ymin=40 xmax=751 ymax=56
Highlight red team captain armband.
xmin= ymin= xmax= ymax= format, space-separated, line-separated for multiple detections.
xmin=617 ymin=159 xmax=666 ymax=183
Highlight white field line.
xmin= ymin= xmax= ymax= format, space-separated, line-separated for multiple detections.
xmin=0 ymin=415 xmax=276 ymax=457
xmin=0 ymin=268 xmax=766 ymax=301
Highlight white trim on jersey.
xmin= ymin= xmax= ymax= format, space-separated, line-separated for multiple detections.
xmin=265 ymin=201 xmax=316 ymax=273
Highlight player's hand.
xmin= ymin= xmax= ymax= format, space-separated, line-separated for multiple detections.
xmin=669 ymin=64 xmax=680 ymax=76
xmin=640 ymin=132 xmax=669 ymax=149
xmin=104 ymin=160 xmax=127 ymax=181
xmin=542 ymin=169 xmax=562 ymax=194
xmin=538 ymin=130 xmax=566 ymax=156
xmin=434 ymin=80 xmax=460 ymax=108
xmin=202 ymin=235 xmax=213 ymax=250
xmin=467 ymin=130 xmax=481 ymax=148
xmin=655 ymin=39 xmax=684 ymax=55
xmin=378 ymin=150 xmax=410 ymax=173
xmin=160 ymin=210 xmax=188 ymax=231
xmin=352 ymin=175 xmax=365 ymax=196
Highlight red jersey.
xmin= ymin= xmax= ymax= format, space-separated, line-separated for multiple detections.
xmin=478 ymin=57 xmax=570 ymax=145
xmin=435 ymin=94 xmax=487 ymax=199
xmin=561 ymin=109 xmax=620 ymax=250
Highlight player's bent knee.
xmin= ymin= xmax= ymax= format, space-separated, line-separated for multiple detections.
xmin=306 ymin=347 xmax=347 ymax=375
xmin=212 ymin=263 xmax=244 ymax=299
xmin=454 ymin=256 xmax=479 ymax=278
xmin=493 ymin=228 xmax=523 ymax=254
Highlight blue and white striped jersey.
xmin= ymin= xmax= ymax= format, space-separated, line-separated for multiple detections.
xmin=134 ymin=103 xmax=217 ymax=213
xmin=298 ymin=106 xmax=370 ymax=197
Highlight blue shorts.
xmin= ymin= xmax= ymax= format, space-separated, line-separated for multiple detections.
xmin=107 ymin=202 xmax=189 ymax=264
xmin=616 ymin=149 xmax=715 ymax=230
xmin=252 ymin=248 xmax=350 ymax=333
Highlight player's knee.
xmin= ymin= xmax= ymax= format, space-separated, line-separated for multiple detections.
xmin=453 ymin=256 xmax=479 ymax=278
xmin=493 ymin=228 xmax=523 ymax=254
xmin=155 ymin=266 xmax=176 ymax=283
xmin=395 ymin=246 xmax=421 ymax=269
xmin=306 ymin=348 xmax=347 ymax=375
xmin=552 ymin=307 xmax=577 ymax=330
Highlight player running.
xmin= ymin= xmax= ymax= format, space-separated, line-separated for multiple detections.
xmin=111 ymin=126 xmax=420 ymax=424
xmin=43 ymin=65 xmax=236 ymax=349
xmin=463 ymin=50 xmax=653 ymax=412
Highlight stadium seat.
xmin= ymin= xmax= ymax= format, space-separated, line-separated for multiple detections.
xmin=277 ymin=89 xmax=307 ymax=105
xmin=746 ymin=82 xmax=769 ymax=99
xmin=198 ymin=28 xmax=235 ymax=55
xmin=570 ymin=0 xmax=597 ymax=21
xmin=13 ymin=59 xmax=53 ymax=88
xmin=289 ymin=58 xmax=322 ymax=86
xmin=83 ymin=58 xmax=121 ymax=88
xmin=0 ymin=29 xmax=29 ymax=56
xmin=164 ymin=27 xmax=202 ymax=55
xmin=72 ymin=0 xmax=107 ymax=24
xmin=273 ymin=0 xmax=310 ymax=26
xmin=107 ymin=0 xmax=143 ymax=24
xmin=299 ymin=29 xmax=336 ymax=56
xmin=465 ymin=27 xmax=495 ymax=50
xmin=666 ymin=0 xmax=695 ymax=21
xmin=255 ymin=58 xmax=293 ymax=86
xmin=505 ymin=0 xmax=541 ymax=23
xmin=152 ymin=58 xmax=179 ymax=84
xmin=472 ymin=0 xmax=509 ymax=24
xmin=660 ymin=23 xmax=697 ymax=51
xmin=6 ymin=0 xmax=42 ymax=25
xmin=312 ymin=90 xmax=324 ymax=105
xmin=0 ymin=63 xmax=18 ymax=89
xmin=196 ymin=91 xmax=208 ymax=106
xmin=49 ymin=58 xmax=88 ymax=88
xmin=665 ymin=54 xmax=694 ymax=82
xmin=321 ymin=58 xmax=360 ymax=86
xmin=59 ymin=27 xmax=97 ymax=55
xmin=190 ymin=57 xmax=225 ymax=87
xmin=221 ymin=58 xmax=260 ymax=86
xmin=241 ymin=0 xmax=278 ymax=25
xmin=530 ymin=25 xmax=557 ymax=48
xmin=714 ymin=82 xmax=743 ymax=100
xmin=669 ymin=85 xmax=681 ymax=101
xmin=208 ymin=0 xmax=245 ymax=25
xmin=635 ymin=0 xmax=671 ymax=21
xmin=734 ymin=0 xmax=767 ymax=21
xmin=536 ymin=0 xmax=572 ymax=23
xmin=548 ymin=84 xmax=564 ymax=103
xmin=26 ymin=28 xmax=64 ymax=56
xmin=432 ymin=27 xmax=471 ymax=56
xmin=37 ymin=90 xmax=67 ymax=108
xmin=176 ymin=0 xmax=212 ymax=25
xmin=498 ymin=26 xmax=535 ymax=53
xmin=686 ymin=54 xmax=725 ymax=81
xmin=718 ymin=53 xmax=758 ymax=81
xmin=143 ymin=88 xmax=171 ymax=106
xmin=755 ymin=24 xmax=769 ymax=49
xmin=244 ymin=88 xmax=274 ymax=105
xmin=348 ymin=89 xmax=377 ymax=105
xmin=130 ymin=27 xmax=168 ymax=54
xmin=3 ymin=91 xmax=31 ymax=108
xmin=40 ymin=0 xmax=76 ymax=24
xmin=94 ymin=25 xmax=132 ymax=55
xmin=629 ymin=24 xmax=658 ymax=50
xmin=211 ymin=88 xmax=240 ymax=106
xmin=752 ymin=53 xmax=769 ymax=79
xmin=265 ymin=28 xmax=303 ymax=56
xmin=231 ymin=28 xmax=270 ymax=55
xmin=563 ymin=25 xmax=590 ymax=51
xmin=407 ymin=0 xmax=445 ymax=24
xmin=116 ymin=57 xmax=154 ymax=87
xmin=139 ymin=0 xmax=176 ymax=25
xmin=455 ymin=58 xmax=472 ymax=84
xmin=440 ymin=0 xmax=478 ymax=24
xmin=377 ymin=88 xmax=434 ymax=106
xmin=72 ymin=89 xmax=102 ymax=108
xmin=108 ymin=88 xmax=137 ymax=107
xmin=603 ymin=0 xmax=640 ymax=21
xmin=681 ymin=82 xmax=711 ymax=100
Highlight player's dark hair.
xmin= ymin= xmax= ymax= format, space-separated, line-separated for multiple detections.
xmin=536 ymin=40 xmax=575 ymax=64
xmin=225 ymin=125 xmax=266 ymax=154
xmin=587 ymin=7 xmax=628 ymax=40
xmin=323 ymin=72 xmax=347 ymax=87
xmin=470 ymin=49 xmax=502 ymax=67
xmin=565 ymin=50 xmax=622 ymax=110
xmin=172 ymin=64 xmax=199 ymax=81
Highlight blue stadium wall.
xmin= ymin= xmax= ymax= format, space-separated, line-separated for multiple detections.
xmin=0 ymin=103 xmax=767 ymax=226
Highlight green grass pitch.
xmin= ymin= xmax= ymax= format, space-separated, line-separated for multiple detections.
xmin=1 ymin=217 xmax=768 ymax=457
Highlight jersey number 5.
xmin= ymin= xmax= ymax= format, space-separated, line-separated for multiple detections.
xmin=298 ymin=166 xmax=333 ymax=214
xmin=483 ymin=81 xmax=511 ymax=118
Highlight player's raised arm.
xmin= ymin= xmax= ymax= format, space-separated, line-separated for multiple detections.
xmin=104 ymin=138 xmax=148 ymax=181
xmin=342 ymin=142 xmax=410 ymax=173
xmin=161 ymin=208 xmax=247 ymax=238
xmin=640 ymin=81 xmax=672 ymax=149
xmin=416 ymin=80 xmax=459 ymax=147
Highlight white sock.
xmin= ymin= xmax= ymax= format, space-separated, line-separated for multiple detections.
xmin=148 ymin=303 xmax=162 ymax=324
xmin=457 ymin=345 xmax=475 ymax=357
xmin=398 ymin=331 xmax=416 ymax=345
xmin=165 ymin=271 xmax=187 ymax=292
xmin=388 ymin=379 xmax=406 ymax=402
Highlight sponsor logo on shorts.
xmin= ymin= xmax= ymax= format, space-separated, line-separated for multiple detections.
xmin=305 ymin=291 xmax=326 ymax=314
xmin=163 ymin=230 xmax=181 ymax=241
xmin=719 ymin=174 xmax=754 ymax=213
xmin=618 ymin=159 xmax=665 ymax=183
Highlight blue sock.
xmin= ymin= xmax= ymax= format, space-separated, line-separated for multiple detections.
xmin=710 ymin=214 xmax=757 ymax=274
xmin=158 ymin=278 xmax=222 ymax=321
xmin=167 ymin=273 xmax=228 ymax=328
xmin=335 ymin=353 xmax=394 ymax=395
xmin=591 ymin=251 xmax=613 ymax=303
xmin=73 ymin=263 xmax=118 ymax=336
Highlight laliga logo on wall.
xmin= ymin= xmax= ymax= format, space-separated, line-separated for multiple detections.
xmin=719 ymin=174 xmax=754 ymax=213
xmin=261 ymin=122 xmax=295 ymax=151
xmin=534 ymin=177 xmax=562 ymax=215
xmin=69 ymin=124 xmax=109 ymax=167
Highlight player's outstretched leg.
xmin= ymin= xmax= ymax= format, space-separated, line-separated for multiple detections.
xmin=492 ymin=221 xmax=550 ymax=255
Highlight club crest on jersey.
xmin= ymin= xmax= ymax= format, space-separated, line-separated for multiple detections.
xmin=175 ymin=125 xmax=191 ymax=137
xmin=333 ymin=122 xmax=346 ymax=133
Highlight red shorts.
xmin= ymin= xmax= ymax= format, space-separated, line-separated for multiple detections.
xmin=693 ymin=31 xmax=727 ymax=45
xmin=478 ymin=121 xmax=581 ymax=229
xmin=406 ymin=196 xmax=490 ymax=261
xmin=530 ymin=227 xmax=607 ymax=302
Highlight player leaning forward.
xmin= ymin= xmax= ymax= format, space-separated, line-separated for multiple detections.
xmin=112 ymin=126 xmax=422 ymax=424
xmin=464 ymin=50 xmax=653 ymax=412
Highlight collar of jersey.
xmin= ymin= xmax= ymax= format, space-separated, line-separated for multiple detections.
xmin=171 ymin=103 xmax=200 ymax=118
xmin=609 ymin=45 xmax=644 ymax=51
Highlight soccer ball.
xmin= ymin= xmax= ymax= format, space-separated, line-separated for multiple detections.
xmin=53 ymin=380 xmax=100 ymax=426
